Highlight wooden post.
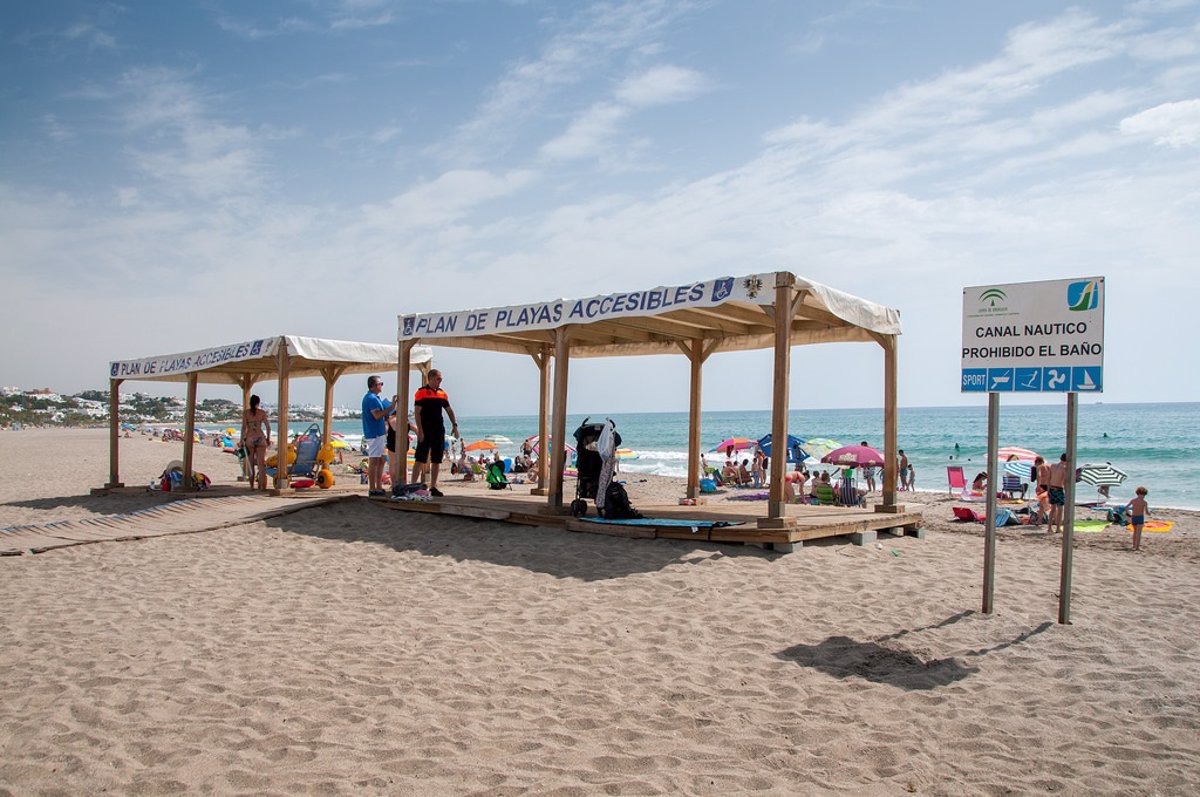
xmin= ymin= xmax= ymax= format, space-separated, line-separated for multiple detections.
xmin=398 ymin=340 xmax=415 ymax=487
xmin=678 ymin=338 xmax=717 ymax=499
xmin=274 ymin=338 xmax=290 ymax=492
xmin=106 ymin=378 xmax=123 ymax=488
xmin=321 ymin=367 xmax=338 ymax=447
xmin=766 ymin=274 xmax=795 ymax=519
xmin=181 ymin=372 xmax=198 ymax=492
xmin=878 ymin=333 xmax=902 ymax=512
xmin=548 ymin=327 xmax=570 ymax=511
xmin=531 ymin=345 xmax=551 ymax=496
xmin=237 ymin=374 xmax=255 ymax=482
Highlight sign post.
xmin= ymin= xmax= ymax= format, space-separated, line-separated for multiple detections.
xmin=962 ymin=278 xmax=1104 ymax=623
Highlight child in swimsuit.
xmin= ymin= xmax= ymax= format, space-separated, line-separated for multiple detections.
xmin=1125 ymin=486 xmax=1149 ymax=552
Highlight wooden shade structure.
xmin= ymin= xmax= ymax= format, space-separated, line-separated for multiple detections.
xmin=102 ymin=335 xmax=432 ymax=492
xmin=396 ymin=272 xmax=905 ymax=527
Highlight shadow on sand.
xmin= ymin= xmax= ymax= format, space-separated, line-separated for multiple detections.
xmin=260 ymin=499 xmax=777 ymax=582
xmin=775 ymin=613 xmax=1054 ymax=690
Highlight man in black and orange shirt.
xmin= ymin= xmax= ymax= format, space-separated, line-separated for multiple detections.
xmin=412 ymin=369 xmax=458 ymax=497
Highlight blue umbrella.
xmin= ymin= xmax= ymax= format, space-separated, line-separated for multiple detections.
xmin=757 ymin=434 xmax=810 ymax=463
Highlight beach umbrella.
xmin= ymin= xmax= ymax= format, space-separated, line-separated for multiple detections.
xmin=483 ymin=434 xmax=513 ymax=446
xmin=801 ymin=437 xmax=842 ymax=461
xmin=463 ymin=439 xmax=498 ymax=452
xmin=757 ymin=433 xmax=810 ymax=463
xmin=1078 ymin=463 xmax=1128 ymax=488
xmin=711 ymin=437 xmax=756 ymax=454
xmin=329 ymin=439 xmax=350 ymax=450
xmin=225 ymin=427 xmax=237 ymax=436
xmin=614 ymin=447 xmax=639 ymax=461
xmin=821 ymin=444 xmax=887 ymax=468
xmin=1003 ymin=460 xmax=1033 ymax=478
xmin=997 ymin=446 xmax=1039 ymax=462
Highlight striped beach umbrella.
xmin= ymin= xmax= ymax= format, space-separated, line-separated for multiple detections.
xmin=1078 ymin=463 xmax=1128 ymax=488
xmin=997 ymin=446 xmax=1039 ymax=462
xmin=614 ymin=447 xmax=639 ymax=461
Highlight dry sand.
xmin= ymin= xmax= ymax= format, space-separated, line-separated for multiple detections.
xmin=2 ymin=428 xmax=1199 ymax=795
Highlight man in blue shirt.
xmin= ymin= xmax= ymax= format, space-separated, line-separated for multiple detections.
xmin=362 ymin=374 xmax=397 ymax=496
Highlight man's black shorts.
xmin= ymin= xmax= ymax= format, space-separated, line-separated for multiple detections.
xmin=415 ymin=434 xmax=445 ymax=464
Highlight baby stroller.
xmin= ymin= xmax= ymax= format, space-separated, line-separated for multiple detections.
xmin=485 ymin=460 xmax=510 ymax=490
xmin=570 ymin=417 xmax=620 ymax=517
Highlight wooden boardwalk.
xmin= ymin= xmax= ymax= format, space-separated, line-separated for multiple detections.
xmin=369 ymin=489 xmax=924 ymax=552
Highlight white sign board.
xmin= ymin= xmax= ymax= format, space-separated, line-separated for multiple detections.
xmin=110 ymin=338 xmax=273 ymax=379
xmin=961 ymin=277 xmax=1104 ymax=393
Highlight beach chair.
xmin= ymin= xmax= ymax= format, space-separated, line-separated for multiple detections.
xmin=289 ymin=423 xmax=323 ymax=478
xmin=1001 ymin=474 xmax=1027 ymax=499
xmin=947 ymin=466 xmax=966 ymax=495
xmin=814 ymin=483 xmax=837 ymax=506
xmin=839 ymin=479 xmax=865 ymax=507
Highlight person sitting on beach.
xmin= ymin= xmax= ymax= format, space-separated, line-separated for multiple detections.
xmin=1027 ymin=485 xmax=1050 ymax=525
xmin=721 ymin=459 xmax=738 ymax=484
xmin=972 ymin=472 xmax=988 ymax=492
xmin=737 ymin=459 xmax=751 ymax=486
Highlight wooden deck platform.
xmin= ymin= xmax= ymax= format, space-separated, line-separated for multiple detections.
xmin=369 ymin=488 xmax=924 ymax=552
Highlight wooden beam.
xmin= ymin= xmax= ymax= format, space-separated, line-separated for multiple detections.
xmin=274 ymin=338 xmax=290 ymax=492
xmin=662 ymin=307 xmax=759 ymax=335
xmin=548 ymin=327 xmax=571 ymax=511
xmin=879 ymin=333 xmax=900 ymax=510
xmin=596 ymin=313 xmax=707 ymax=341
xmin=766 ymin=274 xmax=795 ymax=519
xmin=686 ymin=303 xmax=774 ymax=328
xmin=535 ymin=344 xmax=551 ymax=493
xmin=320 ymin=365 xmax=346 ymax=447
xmin=398 ymin=340 xmax=416 ymax=488
xmin=686 ymin=339 xmax=705 ymax=499
xmin=181 ymin=372 xmax=198 ymax=493
xmin=106 ymin=378 xmax=123 ymax=488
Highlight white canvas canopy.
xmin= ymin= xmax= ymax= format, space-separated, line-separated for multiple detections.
xmin=399 ymin=274 xmax=900 ymax=357
xmin=110 ymin=335 xmax=432 ymax=383
xmin=394 ymin=272 xmax=905 ymax=530
xmin=103 ymin=335 xmax=433 ymax=491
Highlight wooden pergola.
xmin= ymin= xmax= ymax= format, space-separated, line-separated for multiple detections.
xmin=102 ymin=335 xmax=432 ymax=493
xmin=396 ymin=272 xmax=905 ymax=529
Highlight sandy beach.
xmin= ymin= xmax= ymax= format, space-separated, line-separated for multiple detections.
xmin=2 ymin=428 xmax=1199 ymax=795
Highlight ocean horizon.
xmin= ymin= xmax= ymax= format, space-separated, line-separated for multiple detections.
xmin=275 ymin=401 xmax=1197 ymax=511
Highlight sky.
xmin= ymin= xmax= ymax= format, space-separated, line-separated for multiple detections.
xmin=2 ymin=0 xmax=1199 ymax=418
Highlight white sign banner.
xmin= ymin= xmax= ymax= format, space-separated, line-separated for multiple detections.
xmin=399 ymin=275 xmax=774 ymax=340
xmin=110 ymin=337 xmax=275 ymax=379
xmin=961 ymin=277 xmax=1104 ymax=394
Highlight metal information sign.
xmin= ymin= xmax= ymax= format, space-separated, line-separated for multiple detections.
xmin=961 ymin=277 xmax=1105 ymax=393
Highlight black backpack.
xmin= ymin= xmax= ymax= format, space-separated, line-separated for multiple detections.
xmin=600 ymin=482 xmax=642 ymax=520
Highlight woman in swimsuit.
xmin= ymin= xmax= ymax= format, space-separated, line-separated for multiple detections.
xmin=241 ymin=394 xmax=270 ymax=490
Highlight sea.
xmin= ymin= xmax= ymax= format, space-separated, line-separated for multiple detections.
xmin=230 ymin=402 xmax=1199 ymax=510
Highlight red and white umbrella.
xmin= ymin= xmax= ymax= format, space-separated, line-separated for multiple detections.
xmin=820 ymin=444 xmax=887 ymax=468
xmin=997 ymin=446 xmax=1039 ymax=462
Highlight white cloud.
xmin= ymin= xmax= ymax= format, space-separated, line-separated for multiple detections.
xmin=541 ymin=103 xmax=629 ymax=160
xmin=1120 ymin=99 xmax=1200 ymax=146
xmin=436 ymin=0 xmax=697 ymax=163
xmin=615 ymin=65 xmax=709 ymax=106
xmin=359 ymin=169 xmax=537 ymax=230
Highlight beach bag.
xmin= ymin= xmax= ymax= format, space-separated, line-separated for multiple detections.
xmin=600 ymin=482 xmax=642 ymax=520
